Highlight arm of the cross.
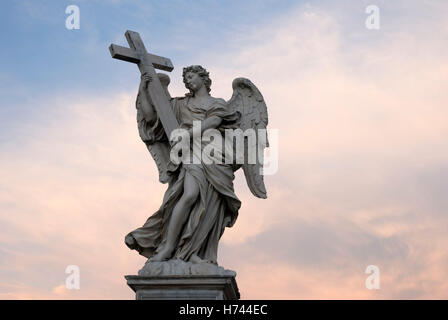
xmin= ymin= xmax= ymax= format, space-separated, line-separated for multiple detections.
xmin=109 ymin=30 xmax=179 ymax=138
xmin=125 ymin=30 xmax=146 ymax=52
xmin=109 ymin=44 xmax=174 ymax=71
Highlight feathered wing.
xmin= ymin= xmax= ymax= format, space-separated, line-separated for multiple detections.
xmin=136 ymin=73 xmax=173 ymax=184
xmin=227 ymin=78 xmax=269 ymax=199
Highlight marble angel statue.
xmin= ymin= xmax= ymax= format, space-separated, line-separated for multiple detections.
xmin=124 ymin=65 xmax=269 ymax=267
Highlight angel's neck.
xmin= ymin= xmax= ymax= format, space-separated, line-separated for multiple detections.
xmin=192 ymin=86 xmax=209 ymax=98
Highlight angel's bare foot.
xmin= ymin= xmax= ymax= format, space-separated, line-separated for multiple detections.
xmin=149 ymin=247 xmax=173 ymax=262
xmin=189 ymin=253 xmax=206 ymax=264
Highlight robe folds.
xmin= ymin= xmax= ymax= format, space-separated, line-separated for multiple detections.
xmin=126 ymin=95 xmax=241 ymax=263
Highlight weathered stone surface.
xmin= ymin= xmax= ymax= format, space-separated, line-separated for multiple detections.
xmin=126 ymin=274 xmax=240 ymax=300
xmin=138 ymin=259 xmax=236 ymax=277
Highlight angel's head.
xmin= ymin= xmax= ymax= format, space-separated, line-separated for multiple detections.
xmin=182 ymin=65 xmax=212 ymax=96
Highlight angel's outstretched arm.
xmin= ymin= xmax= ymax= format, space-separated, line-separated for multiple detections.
xmin=179 ymin=116 xmax=222 ymax=141
xmin=200 ymin=116 xmax=222 ymax=132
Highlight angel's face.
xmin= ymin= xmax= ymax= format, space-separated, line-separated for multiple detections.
xmin=185 ymin=72 xmax=204 ymax=92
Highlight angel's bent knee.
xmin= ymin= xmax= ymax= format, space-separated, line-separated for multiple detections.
xmin=182 ymin=188 xmax=199 ymax=206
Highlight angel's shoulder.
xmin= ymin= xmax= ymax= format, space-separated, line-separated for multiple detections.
xmin=174 ymin=96 xmax=187 ymax=102
xmin=171 ymin=96 xmax=188 ymax=107
xmin=209 ymin=96 xmax=227 ymax=106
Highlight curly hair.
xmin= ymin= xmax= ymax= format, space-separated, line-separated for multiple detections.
xmin=182 ymin=65 xmax=212 ymax=96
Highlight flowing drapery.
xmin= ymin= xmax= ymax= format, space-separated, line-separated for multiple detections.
xmin=126 ymin=95 xmax=241 ymax=263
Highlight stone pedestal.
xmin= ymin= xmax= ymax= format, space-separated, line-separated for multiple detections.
xmin=126 ymin=259 xmax=240 ymax=300
xmin=126 ymin=275 xmax=240 ymax=300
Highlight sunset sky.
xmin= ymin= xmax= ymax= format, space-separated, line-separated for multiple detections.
xmin=1 ymin=0 xmax=448 ymax=299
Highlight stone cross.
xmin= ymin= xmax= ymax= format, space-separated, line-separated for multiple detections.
xmin=109 ymin=30 xmax=179 ymax=138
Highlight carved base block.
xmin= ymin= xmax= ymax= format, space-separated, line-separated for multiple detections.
xmin=126 ymin=275 xmax=240 ymax=300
